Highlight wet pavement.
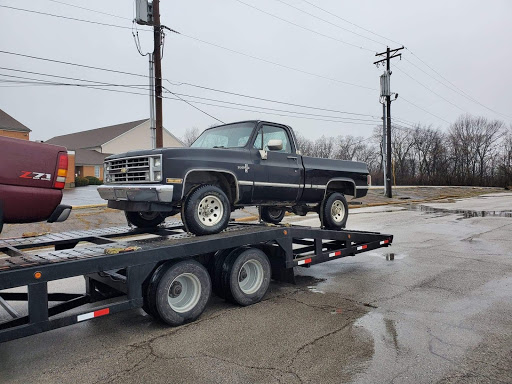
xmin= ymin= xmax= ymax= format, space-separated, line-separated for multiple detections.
xmin=0 ymin=193 xmax=511 ymax=383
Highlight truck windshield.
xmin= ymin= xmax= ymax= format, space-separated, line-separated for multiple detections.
xmin=191 ymin=122 xmax=255 ymax=148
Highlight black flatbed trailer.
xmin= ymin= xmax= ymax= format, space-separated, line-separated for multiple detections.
xmin=0 ymin=221 xmax=392 ymax=343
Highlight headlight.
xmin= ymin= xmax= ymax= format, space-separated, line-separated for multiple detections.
xmin=154 ymin=171 xmax=162 ymax=181
xmin=106 ymin=165 xmax=110 ymax=171
xmin=154 ymin=158 xmax=161 ymax=167
xmin=106 ymin=175 xmax=111 ymax=182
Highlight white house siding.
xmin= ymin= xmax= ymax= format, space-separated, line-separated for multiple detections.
xmin=101 ymin=120 xmax=183 ymax=154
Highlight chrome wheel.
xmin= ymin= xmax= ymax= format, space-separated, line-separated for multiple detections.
xmin=331 ymin=200 xmax=346 ymax=223
xmin=197 ymin=195 xmax=224 ymax=227
xmin=168 ymin=273 xmax=202 ymax=313
xmin=238 ymin=260 xmax=264 ymax=295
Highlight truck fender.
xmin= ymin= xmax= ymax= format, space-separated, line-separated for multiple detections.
xmin=181 ymin=169 xmax=240 ymax=203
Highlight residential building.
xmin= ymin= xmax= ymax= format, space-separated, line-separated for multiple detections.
xmin=0 ymin=109 xmax=31 ymax=140
xmin=47 ymin=119 xmax=184 ymax=184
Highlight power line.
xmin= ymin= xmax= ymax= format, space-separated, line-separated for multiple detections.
xmin=0 ymin=4 xmax=142 ymax=31
xmin=402 ymin=56 xmax=512 ymax=120
xmin=169 ymin=81 xmax=378 ymax=117
xmin=273 ymin=0 xmax=384 ymax=47
xmin=233 ymin=0 xmax=373 ymax=52
xmin=166 ymin=90 xmax=381 ymax=123
xmin=45 ymin=0 xmax=131 ymax=20
xmin=162 ymin=86 xmax=225 ymax=124
xmin=0 ymin=50 xmax=147 ymax=78
xmin=300 ymin=0 xmax=403 ymax=47
xmin=393 ymin=65 xmax=466 ymax=113
xmin=0 ymin=66 xmax=148 ymax=89
xmin=0 ymin=71 xmax=379 ymax=127
xmin=178 ymin=34 xmax=376 ymax=91
xmin=400 ymin=96 xmax=450 ymax=124
xmin=0 ymin=50 xmax=380 ymax=119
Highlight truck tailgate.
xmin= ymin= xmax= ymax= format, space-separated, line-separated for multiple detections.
xmin=0 ymin=136 xmax=67 ymax=189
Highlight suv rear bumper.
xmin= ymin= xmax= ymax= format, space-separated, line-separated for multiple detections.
xmin=97 ymin=184 xmax=174 ymax=203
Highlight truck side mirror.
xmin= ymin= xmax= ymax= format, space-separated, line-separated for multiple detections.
xmin=267 ymin=139 xmax=283 ymax=151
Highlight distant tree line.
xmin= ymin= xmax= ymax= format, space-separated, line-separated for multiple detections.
xmin=182 ymin=114 xmax=512 ymax=187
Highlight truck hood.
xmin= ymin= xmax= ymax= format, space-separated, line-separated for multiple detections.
xmin=106 ymin=147 xmax=245 ymax=161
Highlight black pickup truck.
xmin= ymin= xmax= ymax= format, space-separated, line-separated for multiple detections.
xmin=98 ymin=121 xmax=370 ymax=235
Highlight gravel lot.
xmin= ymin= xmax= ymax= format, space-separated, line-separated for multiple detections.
xmin=0 ymin=190 xmax=511 ymax=383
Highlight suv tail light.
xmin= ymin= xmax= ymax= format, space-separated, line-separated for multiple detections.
xmin=54 ymin=152 xmax=68 ymax=189
xmin=367 ymin=175 xmax=372 ymax=186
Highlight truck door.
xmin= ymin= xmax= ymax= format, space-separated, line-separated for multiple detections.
xmin=250 ymin=124 xmax=302 ymax=203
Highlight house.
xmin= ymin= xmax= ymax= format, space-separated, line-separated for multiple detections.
xmin=47 ymin=119 xmax=184 ymax=186
xmin=0 ymin=109 xmax=31 ymax=140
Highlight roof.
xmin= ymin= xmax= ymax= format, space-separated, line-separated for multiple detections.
xmin=74 ymin=149 xmax=111 ymax=166
xmin=0 ymin=109 xmax=31 ymax=132
xmin=46 ymin=119 xmax=148 ymax=150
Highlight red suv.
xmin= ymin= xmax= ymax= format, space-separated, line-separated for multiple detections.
xmin=0 ymin=136 xmax=71 ymax=233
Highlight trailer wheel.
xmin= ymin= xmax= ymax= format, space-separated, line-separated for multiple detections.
xmin=183 ymin=185 xmax=230 ymax=235
xmin=321 ymin=192 xmax=348 ymax=230
xmin=125 ymin=211 xmax=165 ymax=228
xmin=147 ymin=260 xmax=211 ymax=326
xmin=207 ymin=249 xmax=232 ymax=298
xmin=260 ymin=206 xmax=286 ymax=224
xmin=221 ymin=247 xmax=271 ymax=306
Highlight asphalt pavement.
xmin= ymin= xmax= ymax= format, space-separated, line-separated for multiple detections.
xmin=0 ymin=193 xmax=511 ymax=383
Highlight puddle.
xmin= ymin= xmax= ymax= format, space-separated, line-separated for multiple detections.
xmin=408 ymin=204 xmax=512 ymax=219
xmin=307 ymin=286 xmax=325 ymax=294
xmin=367 ymin=251 xmax=407 ymax=260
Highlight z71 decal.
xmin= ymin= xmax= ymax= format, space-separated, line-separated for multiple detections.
xmin=20 ymin=171 xmax=52 ymax=181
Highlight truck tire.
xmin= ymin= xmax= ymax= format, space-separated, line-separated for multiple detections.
xmin=207 ymin=249 xmax=233 ymax=298
xmin=183 ymin=185 xmax=230 ymax=235
xmin=321 ymin=192 xmax=348 ymax=230
xmin=221 ymin=247 xmax=271 ymax=306
xmin=260 ymin=206 xmax=285 ymax=224
xmin=148 ymin=260 xmax=211 ymax=326
xmin=125 ymin=211 xmax=166 ymax=228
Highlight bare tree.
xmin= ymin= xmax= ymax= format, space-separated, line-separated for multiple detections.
xmin=182 ymin=127 xmax=201 ymax=147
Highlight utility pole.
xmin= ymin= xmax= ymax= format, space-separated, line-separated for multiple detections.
xmin=381 ymin=98 xmax=387 ymax=194
xmin=149 ymin=53 xmax=156 ymax=149
xmin=374 ymin=46 xmax=403 ymax=198
xmin=152 ymin=0 xmax=164 ymax=148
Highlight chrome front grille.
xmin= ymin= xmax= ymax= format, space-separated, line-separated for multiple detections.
xmin=104 ymin=155 xmax=162 ymax=184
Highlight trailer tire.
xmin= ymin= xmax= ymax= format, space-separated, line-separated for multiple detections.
xmin=207 ymin=249 xmax=232 ymax=299
xmin=260 ymin=206 xmax=286 ymax=224
xmin=125 ymin=211 xmax=166 ymax=228
xmin=149 ymin=260 xmax=211 ymax=326
xmin=321 ymin=192 xmax=348 ymax=230
xmin=221 ymin=247 xmax=271 ymax=306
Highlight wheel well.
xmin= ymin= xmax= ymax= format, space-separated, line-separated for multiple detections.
xmin=326 ymin=180 xmax=355 ymax=197
xmin=183 ymin=171 xmax=237 ymax=203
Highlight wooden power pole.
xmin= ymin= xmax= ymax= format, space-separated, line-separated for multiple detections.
xmin=152 ymin=0 xmax=163 ymax=148
xmin=374 ymin=46 xmax=404 ymax=198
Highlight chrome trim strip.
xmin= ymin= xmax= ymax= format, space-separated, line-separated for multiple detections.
xmin=238 ymin=180 xmax=253 ymax=186
xmin=355 ymin=185 xmax=369 ymax=189
xmin=253 ymin=181 xmax=301 ymax=188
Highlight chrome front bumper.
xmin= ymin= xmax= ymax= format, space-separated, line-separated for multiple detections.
xmin=97 ymin=184 xmax=174 ymax=203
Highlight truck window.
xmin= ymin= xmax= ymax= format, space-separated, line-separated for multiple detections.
xmin=191 ymin=122 xmax=255 ymax=148
xmin=253 ymin=125 xmax=291 ymax=153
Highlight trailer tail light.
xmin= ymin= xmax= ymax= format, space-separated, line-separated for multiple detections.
xmin=54 ymin=152 xmax=68 ymax=189
xmin=367 ymin=175 xmax=372 ymax=186
xmin=297 ymin=258 xmax=312 ymax=265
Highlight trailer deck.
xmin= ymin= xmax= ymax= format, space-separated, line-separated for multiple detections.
xmin=0 ymin=221 xmax=392 ymax=343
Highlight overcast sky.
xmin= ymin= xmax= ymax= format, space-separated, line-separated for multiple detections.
xmin=0 ymin=0 xmax=511 ymax=142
